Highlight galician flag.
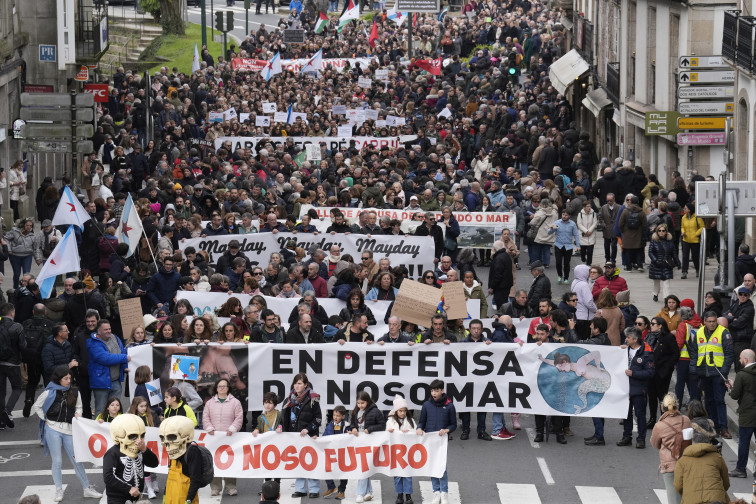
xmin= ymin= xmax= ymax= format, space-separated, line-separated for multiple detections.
xmin=300 ymin=49 xmax=323 ymax=76
xmin=263 ymin=52 xmax=282 ymax=82
xmin=38 ymin=226 xmax=80 ymax=299
xmin=314 ymin=12 xmax=329 ymax=33
xmin=192 ymin=42 xmax=201 ymax=73
xmin=51 ymin=186 xmax=91 ymax=230
xmin=115 ymin=193 xmax=144 ymax=258
xmin=339 ymin=0 xmax=359 ymax=28
xmin=387 ymin=7 xmax=407 ymax=26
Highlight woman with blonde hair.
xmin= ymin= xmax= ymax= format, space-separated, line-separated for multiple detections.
xmin=651 ymin=393 xmax=692 ymax=504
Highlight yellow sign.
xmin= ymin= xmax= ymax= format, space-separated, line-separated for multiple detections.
xmin=691 ymin=58 xmax=698 ymax=67
xmin=677 ymin=117 xmax=727 ymax=130
xmin=726 ymin=103 xmax=734 ymax=112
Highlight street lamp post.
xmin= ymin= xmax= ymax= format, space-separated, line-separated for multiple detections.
xmin=201 ymin=0 xmax=207 ymax=47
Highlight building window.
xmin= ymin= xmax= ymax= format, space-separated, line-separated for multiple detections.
xmin=650 ymin=64 xmax=655 ymax=104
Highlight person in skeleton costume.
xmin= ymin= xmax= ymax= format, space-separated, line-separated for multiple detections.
xmin=102 ymin=413 xmax=159 ymax=503
xmin=160 ymin=415 xmax=203 ymax=504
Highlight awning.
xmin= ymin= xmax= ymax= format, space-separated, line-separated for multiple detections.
xmin=625 ymin=100 xmax=657 ymax=129
xmin=560 ymin=15 xmax=573 ymax=30
xmin=582 ymin=87 xmax=613 ymax=117
xmin=548 ymin=49 xmax=590 ymax=94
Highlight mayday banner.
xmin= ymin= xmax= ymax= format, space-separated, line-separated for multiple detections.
xmin=180 ymin=232 xmax=435 ymax=279
xmin=231 ymin=57 xmax=372 ymax=74
xmin=245 ymin=343 xmax=629 ymax=416
xmin=72 ymin=418 xmax=447 ymax=478
xmin=213 ymin=135 xmax=416 ymax=153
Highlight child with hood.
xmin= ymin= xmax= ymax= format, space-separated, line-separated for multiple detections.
xmin=571 ymin=264 xmax=597 ymax=340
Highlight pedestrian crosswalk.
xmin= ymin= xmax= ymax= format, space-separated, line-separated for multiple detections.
xmin=14 ymin=481 xmax=741 ymax=503
xmin=186 ymin=5 xmax=281 ymax=29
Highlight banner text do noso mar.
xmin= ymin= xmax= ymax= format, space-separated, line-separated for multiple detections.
xmin=128 ymin=343 xmax=629 ymax=417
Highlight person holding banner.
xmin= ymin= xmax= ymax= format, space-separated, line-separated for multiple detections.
xmin=283 ymin=373 xmax=322 ymax=499
xmin=203 ymin=378 xmax=244 ymax=496
xmin=350 ymin=391 xmax=386 ymax=502
xmin=416 ymin=379 xmax=456 ymax=504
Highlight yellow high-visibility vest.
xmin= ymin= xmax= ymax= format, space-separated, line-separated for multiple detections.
xmin=695 ymin=325 xmax=726 ymax=368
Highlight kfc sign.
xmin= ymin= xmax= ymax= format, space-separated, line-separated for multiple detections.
xmin=83 ymin=83 xmax=108 ymax=102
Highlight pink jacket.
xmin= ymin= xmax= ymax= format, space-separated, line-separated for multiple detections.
xmin=650 ymin=412 xmax=692 ymax=473
xmin=202 ymin=394 xmax=244 ymax=433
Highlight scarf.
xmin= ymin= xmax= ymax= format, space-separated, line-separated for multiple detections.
xmin=287 ymin=385 xmax=312 ymax=408
xmin=328 ymin=253 xmax=341 ymax=264
xmin=280 ymin=289 xmax=297 ymax=298
xmin=39 ymin=381 xmax=72 ymax=456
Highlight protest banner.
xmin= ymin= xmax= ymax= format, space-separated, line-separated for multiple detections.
xmin=392 ymin=281 xmax=442 ymax=327
xmin=358 ymin=76 xmax=372 ymax=88
xmin=256 ymin=116 xmax=270 ymax=127
xmin=213 ymin=135 xmax=416 ymax=153
xmin=262 ymin=102 xmax=277 ymax=113
xmin=117 ymin=298 xmax=145 ymax=342
xmin=145 ymin=378 xmax=163 ymax=406
xmin=306 ymin=144 xmax=321 ymax=161
xmin=170 ymin=354 xmax=200 ymax=380
xmin=180 ymin=232 xmax=435 ymax=279
xmin=231 ymin=57 xmax=372 ymax=74
xmin=338 ymin=125 xmax=353 ymax=137
xmin=73 ymin=418 xmax=447 ymax=478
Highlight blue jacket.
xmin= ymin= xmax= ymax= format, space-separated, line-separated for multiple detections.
xmin=146 ymin=266 xmax=181 ymax=306
xmin=323 ymin=419 xmax=350 ymax=436
xmin=417 ymin=394 xmax=457 ymax=433
xmin=86 ymin=334 xmax=128 ymax=389
xmin=627 ymin=342 xmax=655 ymax=396
xmin=289 ymin=0 xmax=302 ymax=12
xmin=548 ymin=218 xmax=581 ymax=250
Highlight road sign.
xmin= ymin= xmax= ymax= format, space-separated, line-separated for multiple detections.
xmin=396 ymin=0 xmax=440 ymax=12
xmin=677 ymin=86 xmax=734 ymax=99
xmin=74 ymin=65 xmax=88 ymax=82
xmin=678 ymin=101 xmax=734 ymax=115
xmin=676 ymin=132 xmax=726 ymax=145
xmin=677 ymin=117 xmax=728 ymax=130
xmin=644 ymin=111 xmax=679 ymax=136
xmin=19 ymin=140 xmax=94 ymax=154
xmin=679 ymin=70 xmax=735 ymax=84
xmin=695 ymin=181 xmax=756 ymax=217
xmin=39 ymin=45 xmax=57 ymax=62
xmin=20 ymin=92 xmax=94 ymax=107
xmin=678 ymin=55 xmax=727 ymax=69
xmin=19 ymin=123 xmax=94 ymax=139
xmin=20 ymin=108 xmax=94 ymax=122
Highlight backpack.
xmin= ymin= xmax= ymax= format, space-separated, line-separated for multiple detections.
xmin=619 ymin=304 xmax=640 ymax=335
xmin=191 ymin=442 xmax=215 ymax=487
xmin=21 ymin=319 xmax=49 ymax=363
xmin=625 ymin=210 xmax=641 ymax=230
xmin=557 ymin=174 xmax=573 ymax=196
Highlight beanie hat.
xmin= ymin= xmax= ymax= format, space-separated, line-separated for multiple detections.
xmin=389 ymin=394 xmax=408 ymax=416
xmin=83 ymin=275 xmax=96 ymax=291
xmin=680 ymin=299 xmax=696 ymax=311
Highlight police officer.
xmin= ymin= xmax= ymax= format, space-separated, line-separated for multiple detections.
xmin=689 ymin=311 xmax=734 ymax=439
xmin=617 ymin=326 xmax=654 ymax=449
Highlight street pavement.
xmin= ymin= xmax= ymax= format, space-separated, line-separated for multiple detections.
xmin=186 ymin=2 xmax=285 ymax=43
xmin=3 ymin=240 xmax=755 ymax=504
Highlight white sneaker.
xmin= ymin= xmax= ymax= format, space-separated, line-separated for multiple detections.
xmin=440 ymin=492 xmax=449 ymax=504
xmin=364 ymin=493 xmax=373 ymax=501
xmin=356 ymin=495 xmax=364 ymax=503
xmin=83 ymin=485 xmax=102 ymax=499
xmin=147 ymin=486 xmax=157 ymax=499
xmin=151 ymin=477 xmax=160 ymax=494
xmin=54 ymin=488 xmax=64 ymax=502
xmin=432 ymin=491 xmax=441 ymax=504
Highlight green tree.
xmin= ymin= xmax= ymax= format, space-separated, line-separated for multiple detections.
xmin=140 ymin=0 xmax=185 ymax=35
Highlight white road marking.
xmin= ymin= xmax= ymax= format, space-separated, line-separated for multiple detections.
xmin=536 ymin=457 xmax=555 ymax=486
xmin=496 ymin=483 xmax=542 ymax=503
xmin=419 ymin=481 xmax=460 ymax=504
xmin=654 ymin=488 xmax=668 ymax=503
xmin=722 ymin=437 xmax=756 ymax=471
xmin=0 ymin=468 xmax=100 ymax=478
xmin=525 ymin=428 xmax=540 ymax=448
xmin=575 ymin=486 xmax=622 ymax=503
xmin=21 ymin=484 xmax=67 ymax=504
xmin=344 ymin=479 xmax=383 ymax=503
xmin=0 ymin=440 xmax=44 ymax=446
xmin=735 ymin=493 xmax=753 ymax=501
xmin=278 ymin=479 xmax=303 ymax=504
xmin=198 ymin=484 xmax=223 ymax=504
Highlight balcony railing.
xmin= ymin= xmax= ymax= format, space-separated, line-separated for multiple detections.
xmin=723 ymin=10 xmax=738 ymax=62
xmin=737 ymin=16 xmax=755 ymax=73
xmin=76 ymin=2 xmax=109 ymax=62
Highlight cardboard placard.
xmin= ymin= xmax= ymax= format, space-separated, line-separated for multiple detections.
xmin=273 ymin=111 xmax=289 ymax=123
xmin=441 ymin=281 xmax=467 ymax=320
xmin=364 ymin=109 xmax=379 ymax=120
xmin=117 ymin=298 xmax=144 ymax=342
xmin=392 ymin=280 xmax=442 ymax=328
xmin=239 ymin=113 xmax=251 ymax=123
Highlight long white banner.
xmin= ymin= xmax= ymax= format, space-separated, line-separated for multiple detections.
xmin=127 ymin=343 xmax=629 ymax=416
xmin=213 ymin=135 xmax=416 ymax=153
xmin=181 ymin=232 xmax=435 ymax=280
xmin=72 ymin=418 xmax=447 ymax=478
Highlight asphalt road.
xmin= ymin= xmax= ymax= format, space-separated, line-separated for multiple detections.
xmin=186 ymin=2 xmax=285 ymax=43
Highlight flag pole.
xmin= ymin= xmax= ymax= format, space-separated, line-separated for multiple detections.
xmin=140 ymin=228 xmax=160 ymax=271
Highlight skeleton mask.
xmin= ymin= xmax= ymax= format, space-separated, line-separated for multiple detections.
xmin=110 ymin=413 xmax=146 ymax=459
xmin=159 ymin=416 xmax=195 ymax=460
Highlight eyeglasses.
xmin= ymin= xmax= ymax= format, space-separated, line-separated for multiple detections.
xmin=650 ymin=322 xmax=660 ymax=326
xmin=739 ymin=293 xmax=749 ymax=297
xmin=253 ymin=272 xmax=263 ymax=276
xmin=635 ymin=322 xmax=645 ymax=326
xmin=569 ymin=298 xmax=577 ymax=302
xmin=362 ymin=257 xmax=370 ymax=261
xmin=425 ymin=276 xmax=435 ymax=279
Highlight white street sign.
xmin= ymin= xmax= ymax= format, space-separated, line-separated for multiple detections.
xmin=678 ymin=55 xmax=727 ymax=69
xmin=677 ymin=86 xmax=734 ymax=99
xmin=678 ymin=101 xmax=734 ymax=115
xmin=679 ymin=70 xmax=735 ymax=84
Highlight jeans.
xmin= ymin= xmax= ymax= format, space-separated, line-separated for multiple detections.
xmin=623 ymin=394 xmax=647 ymax=441
xmin=0 ymin=365 xmax=22 ymax=415
xmin=592 ymin=418 xmax=605 ymax=439
xmin=737 ymin=426 xmax=756 ymax=471
xmin=46 ymin=426 xmax=91 ymax=489
xmin=681 ymin=241 xmax=700 ymax=274
xmin=356 ymin=478 xmax=373 ymax=496
xmin=430 ymin=469 xmax=448 ymax=493
xmin=603 ymin=237 xmax=617 ymax=263
xmin=675 ymin=360 xmax=700 ymax=404
xmin=580 ymin=245 xmax=594 ymax=265
xmin=295 ymin=478 xmax=320 ymax=494
xmin=394 ymin=477 xmax=413 ymax=494
xmin=699 ymin=374 xmax=727 ymax=430
xmin=491 ymin=413 xmax=507 ymax=435
xmin=93 ymin=379 xmax=122 ymax=415
xmin=553 ymin=246 xmax=572 ymax=279
xmin=329 ymin=0 xmax=338 ymax=10
xmin=531 ymin=243 xmax=550 ymax=266
xmin=9 ymin=254 xmax=32 ymax=289
xmin=459 ymin=412 xmax=487 ymax=433
xmin=662 ymin=472 xmax=681 ymax=504
xmin=326 ymin=479 xmax=347 ymax=492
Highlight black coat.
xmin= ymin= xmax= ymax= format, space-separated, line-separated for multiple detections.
xmin=488 ymin=248 xmax=513 ymax=296
xmin=282 ymin=391 xmax=322 ymax=437
xmin=648 ymin=236 xmax=680 ymax=281
xmin=527 ymin=274 xmax=551 ymax=314
xmin=726 ymin=299 xmax=755 ymax=343
xmin=41 ymin=338 xmax=74 ymax=382
xmin=735 ymin=254 xmax=756 ymax=285
xmin=284 ymin=326 xmax=325 ymax=344
xmin=414 ymin=222 xmax=444 ymax=260
xmin=350 ymin=403 xmax=386 ymax=433
xmin=645 ymin=330 xmax=679 ymax=379
xmin=102 ymin=444 xmax=159 ymax=503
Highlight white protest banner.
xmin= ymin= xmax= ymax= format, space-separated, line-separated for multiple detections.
xmin=332 ymin=105 xmax=347 ymax=115
xmin=262 ymin=102 xmax=277 ymax=113
xmin=214 ymin=135 xmax=416 ymax=153
xmin=209 ymin=111 xmax=224 ymax=123
xmin=364 ymin=109 xmax=379 ymax=121
xmin=73 ymin=418 xmax=447 ymax=478
xmin=338 ymin=125 xmax=353 ymax=137
xmin=223 ymin=108 xmax=237 ymax=121
xmin=281 ymin=57 xmax=372 ymax=73
xmin=376 ymin=119 xmax=387 ymax=127
xmin=240 ymin=113 xmax=251 ymax=123
xmin=438 ymin=107 xmax=452 ymax=119
xmin=358 ymin=76 xmax=373 ymax=88
xmin=256 ymin=116 xmax=270 ymax=127
xmin=386 ymin=115 xmax=401 ymax=126
xmin=375 ymin=69 xmax=389 ymax=81
xmin=247 ymin=343 xmax=630 ymax=416
xmin=306 ymin=144 xmax=321 ymax=161
xmin=145 ymin=378 xmax=163 ymax=406
xmin=273 ymin=112 xmax=289 ymax=123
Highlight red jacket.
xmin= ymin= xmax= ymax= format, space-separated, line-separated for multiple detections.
xmin=592 ymin=274 xmax=628 ymax=300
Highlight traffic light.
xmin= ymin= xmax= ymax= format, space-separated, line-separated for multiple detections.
xmin=215 ymin=11 xmax=224 ymax=32
xmin=226 ymin=11 xmax=234 ymax=32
